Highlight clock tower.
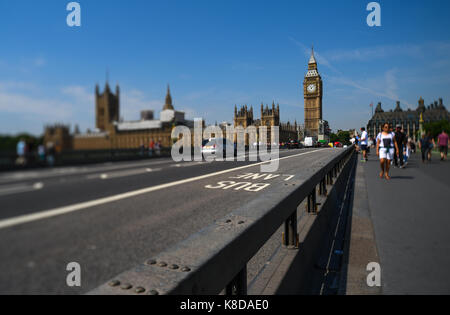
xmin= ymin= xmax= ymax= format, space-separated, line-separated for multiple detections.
xmin=303 ymin=47 xmax=323 ymax=137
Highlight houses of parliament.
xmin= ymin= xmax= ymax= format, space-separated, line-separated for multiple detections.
xmin=44 ymin=84 xmax=194 ymax=152
xmin=44 ymin=50 xmax=325 ymax=152
xmin=233 ymin=48 xmax=327 ymax=142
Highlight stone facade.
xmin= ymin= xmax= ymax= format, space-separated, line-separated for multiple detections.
xmin=233 ymin=102 xmax=298 ymax=145
xmin=44 ymin=84 xmax=193 ymax=151
xmin=367 ymin=97 xmax=449 ymax=141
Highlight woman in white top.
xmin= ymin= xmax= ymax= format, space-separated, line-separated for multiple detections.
xmin=376 ymin=123 xmax=400 ymax=180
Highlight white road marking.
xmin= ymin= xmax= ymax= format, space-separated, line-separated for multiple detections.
xmin=0 ymin=182 xmax=44 ymax=197
xmin=0 ymin=150 xmax=322 ymax=230
xmin=87 ymin=168 xmax=161 ymax=180
xmin=0 ymin=158 xmax=175 ymax=184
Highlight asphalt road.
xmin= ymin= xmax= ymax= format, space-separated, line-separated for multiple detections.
xmin=362 ymin=152 xmax=450 ymax=294
xmin=0 ymin=148 xmax=345 ymax=294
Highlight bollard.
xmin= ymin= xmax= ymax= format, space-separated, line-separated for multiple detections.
xmin=306 ymin=188 xmax=317 ymax=213
xmin=283 ymin=210 xmax=298 ymax=248
xmin=226 ymin=265 xmax=247 ymax=295
xmin=319 ymin=178 xmax=327 ymax=196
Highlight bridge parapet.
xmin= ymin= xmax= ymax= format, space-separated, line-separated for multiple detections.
xmin=89 ymin=146 xmax=356 ymax=295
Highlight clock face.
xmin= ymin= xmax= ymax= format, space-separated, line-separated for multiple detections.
xmin=307 ymin=84 xmax=316 ymax=93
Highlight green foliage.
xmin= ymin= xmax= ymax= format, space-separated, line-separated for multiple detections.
xmin=329 ymin=131 xmax=351 ymax=145
xmin=0 ymin=134 xmax=43 ymax=151
xmin=424 ymin=120 xmax=450 ymax=139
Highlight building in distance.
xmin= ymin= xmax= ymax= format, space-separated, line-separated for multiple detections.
xmin=44 ymin=83 xmax=195 ymax=151
xmin=367 ymin=98 xmax=449 ymax=140
xmin=233 ymin=103 xmax=299 ymax=145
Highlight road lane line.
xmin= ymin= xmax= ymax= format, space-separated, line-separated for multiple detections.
xmin=0 ymin=150 xmax=323 ymax=230
xmin=86 ymin=167 xmax=162 ymax=180
xmin=0 ymin=158 xmax=176 ymax=185
xmin=0 ymin=182 xmax=44 ymax=197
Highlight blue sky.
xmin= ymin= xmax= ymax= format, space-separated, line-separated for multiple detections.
xmin=1 ymin=0 xmax=450 ymax=135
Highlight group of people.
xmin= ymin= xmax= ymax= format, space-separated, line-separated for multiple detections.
xmin=139 ymin=139 xmax=162 ymax=157
xmin=419 ymin=131 xmax=449 ymax=163
xmin=16 ymin=139 xmax=57 ymax=167
xmin=354 ymin=124 xmax=448 ymax=180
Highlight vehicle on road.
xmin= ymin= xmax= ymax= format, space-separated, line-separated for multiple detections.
xmin=304 ymin=137 xmax=316 ymax=148
xmin=202 ymin=138 xmax=236 ymax=158
xmin=287 ymin=140 xmax=302 ymax=149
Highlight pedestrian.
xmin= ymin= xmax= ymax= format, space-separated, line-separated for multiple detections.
xmin=376 ymin=123 xmax=400 ymax=180
xmin=355 ymin=134 xmax=360 ymax=152
xmin=437 ymin=130 xmax=449 ymax=161
xmin=148 ymin=139 xmax=155 ymax=157
xmin=16 ymin=138 xmax=27 ymax=166
xmin=46 ymin=142 xmax=56 ymax=167
xmin=419 ymin=133 xmax=432 ymax=163
xmin=404 ymin=138 xmax=411 ymax=165
xmin=428 ymin=133 xmax=435 ymax=161
xmin=155 ymin=140 xmax=161 ymax=156
xmin=38 ymin=144 xmax=46 ymax=165
xmin=139 ymin=142 xmax=145 ymax=156
xmin=360 ymin=127 xmax=368 ymax=162
xmin=394 ymin=124 xmax=406 ymax=168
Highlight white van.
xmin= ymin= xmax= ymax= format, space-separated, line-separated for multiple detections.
xmin=304 ymin=137 xmax=316 ymax=148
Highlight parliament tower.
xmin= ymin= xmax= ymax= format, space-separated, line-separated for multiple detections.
xmin=95 ymin=82 xmax=120 ymax=131
xmin=303 ymin=48 xmax=323 ymax=137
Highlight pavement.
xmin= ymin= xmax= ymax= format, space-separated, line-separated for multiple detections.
xmin=0 ymin=147 xmax=346 ymax=294
xmin=354 ymin=151 xmax=450 ymax=294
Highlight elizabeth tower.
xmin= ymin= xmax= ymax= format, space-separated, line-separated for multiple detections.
xmin=303 ymin=48 xmax=323 ymax=137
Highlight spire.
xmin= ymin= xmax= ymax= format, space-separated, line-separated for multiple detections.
xmin=417 ymin=97 xmax=425 ymax=112
xmin=375 ymin=102 xmax=384 ymax=113
xmin=163 ymin=84 xmax=174 ymax=110
xmin=105 ymin=68 xmax=110 ymax=91
xmin=394 ymin=101 xmax=403 ymax=112
xmin=309 ymin=46 xmax=317 ymax=64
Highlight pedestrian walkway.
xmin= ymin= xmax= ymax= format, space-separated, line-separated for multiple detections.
xmin=360 ymin=152 xmax=450 ymax=294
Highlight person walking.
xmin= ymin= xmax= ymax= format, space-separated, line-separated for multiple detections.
xmin=419 ymin=133 xmax=432 ymax=163
xmin=148 ymin=139 xmax=155 ymax=157
xmin=38 ymin=144 xmax=46 ymax=165
xmin=46 ymin=142 xmax=56 ymax=167
xmin=437 ymin=130 xmax=449 ymax=161
xmin=377 ymin=123 xmax=400 ymax=180
xmin=155 ymin=140 xmax=161 ymax=156
xmin=404 ymin=138 xmax=411 ymax=165
xmin=16 ymin=138 xmax=27 ymax=166
xmin=428 ymin=132 xmax=435 ymax=161
xmin=394 ymin=124 xmax=406 ymax=168
xmin=360 ymin=127 xmax=368 ymax=162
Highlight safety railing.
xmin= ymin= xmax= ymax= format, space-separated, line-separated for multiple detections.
xmin=89 ymin=145 xmax=355 ymax=295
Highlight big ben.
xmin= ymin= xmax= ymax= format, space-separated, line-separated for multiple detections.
xmin=303 ymin=47 xmax=323 ymax=138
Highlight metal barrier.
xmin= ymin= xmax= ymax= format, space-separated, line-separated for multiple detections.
xmin=0 ymin=148 xmax=172 ymax=171
xmin=89 ymin=146 xmax=355 ymax=295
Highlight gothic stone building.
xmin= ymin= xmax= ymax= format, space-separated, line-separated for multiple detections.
xmin=303 ymin=48 xmax=323 ymax=138
xmin=44 ymin=84 xmax=194 ymax=151
xmin=233 ymin=103 xmax=298 ymax=145
xmin=367 ymin=97 xmax=449 ymax=141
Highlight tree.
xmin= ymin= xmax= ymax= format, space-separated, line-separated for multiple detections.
xmin=424 ymin=120 xmax=450 ymax=139
xmin=329 ymin=131 xmax=351 ymax=145
xmin=0 ymin=134 xmax=43 ymax=151
xmin=330 ymin=133 xmax=339 ymax=143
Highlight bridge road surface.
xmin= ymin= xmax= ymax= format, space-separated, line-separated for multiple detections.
xmin=0 ymin=148 xmax=342 ymax=294
xmin=362 ymin=152 xmax=450 ymax=294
